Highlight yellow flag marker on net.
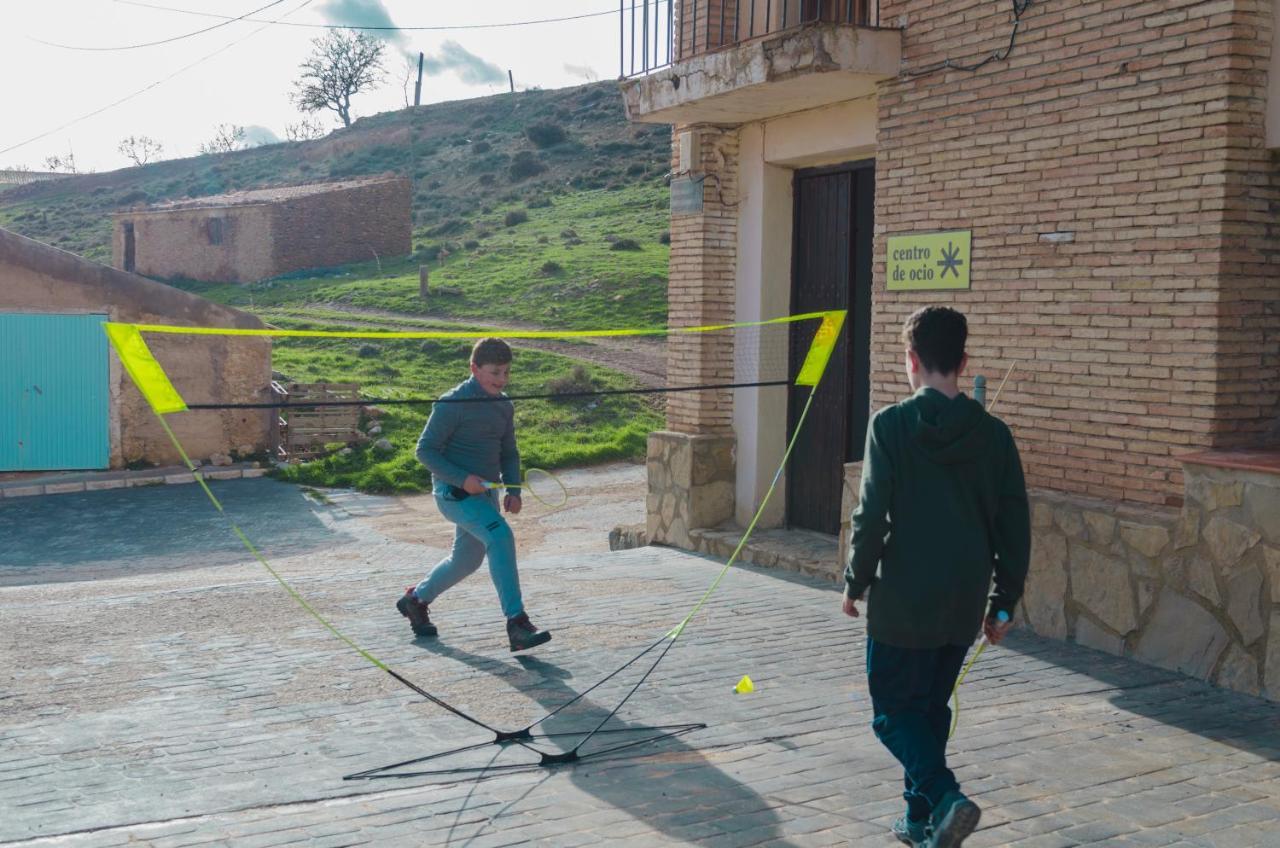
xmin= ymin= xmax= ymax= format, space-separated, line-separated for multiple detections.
xmin=734 ymin=675 xmax=755 ymax=695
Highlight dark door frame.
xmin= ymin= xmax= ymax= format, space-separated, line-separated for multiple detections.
xmin=786 ymin=158 xmax=874 ymax=534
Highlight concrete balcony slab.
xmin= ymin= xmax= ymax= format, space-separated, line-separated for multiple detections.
xmin=621 ymin=23 xmax=901 ymax=125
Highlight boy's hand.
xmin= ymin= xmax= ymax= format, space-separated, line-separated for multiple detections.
xmin=841 ymin=593 xmax=861 ymax=618
xmin=983 ymin=613 xmax=1014 ymax=645
xmin=504 ymin=494 xmax=522 ymax=514
xmin=462 ymin=474 xmax=487 ymax=495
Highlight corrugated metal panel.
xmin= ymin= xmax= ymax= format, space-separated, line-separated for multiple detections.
xmin=0 ymin=313 xmax=109 ymax=471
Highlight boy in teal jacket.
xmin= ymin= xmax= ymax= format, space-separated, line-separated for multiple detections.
xmin=843 ymin=306 xmax=1029 ymax=848
xmin=396 ymin=338 xmax=552 ymax=653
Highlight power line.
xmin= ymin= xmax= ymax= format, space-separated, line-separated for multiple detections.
xmin=0 ymin=0 xmax=316 ymax=158
xmin=115 ymin=0 xmax=616 ymax=33
xmin=29 ymin=0 xmax=289 ymax=52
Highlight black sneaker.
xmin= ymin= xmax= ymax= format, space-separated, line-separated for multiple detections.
xmin=396 ymin=588 xmax=437 ymax=638
xmin=927 ymin=791 xmax=980 ymax=848
xmin=506 ymin=612 xmax=551 ymax=652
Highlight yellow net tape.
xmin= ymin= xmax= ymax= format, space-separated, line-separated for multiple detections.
xmin=103 ymin=322 xmax=188 ymax=415
xmin=104 ymin=310 xmax=846 ymax=415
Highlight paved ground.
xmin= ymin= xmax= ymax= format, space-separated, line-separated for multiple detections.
xmin=2 ymin=472 xmax=1280 ymax=847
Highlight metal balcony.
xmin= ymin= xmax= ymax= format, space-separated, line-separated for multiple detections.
xmin=618 ymin=0 xmax=900 ymax=125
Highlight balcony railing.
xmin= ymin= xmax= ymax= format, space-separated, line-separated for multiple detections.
xmin=620 ymin=0 xmax=881 ymax=78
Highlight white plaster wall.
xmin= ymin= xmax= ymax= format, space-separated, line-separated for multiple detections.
xmin=734 ymin=122 xmax=793 ymax=528
xmin=761 ymin=98 xmax=878 ymax=168
xmin=732 ymin=98 xmax=877 ymax=529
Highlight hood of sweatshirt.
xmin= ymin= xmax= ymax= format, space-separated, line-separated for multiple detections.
xmin=903 ymin=386 xmax=989 ymax=465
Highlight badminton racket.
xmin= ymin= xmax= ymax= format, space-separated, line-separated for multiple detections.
xmin=480 ymin=467 xmax=568 ymax=509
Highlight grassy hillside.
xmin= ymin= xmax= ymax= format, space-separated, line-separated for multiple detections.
xmin=0 ymin=81 xmax=670 ymax=268
xmin=0 ymin=82 xmax=675 ymax=491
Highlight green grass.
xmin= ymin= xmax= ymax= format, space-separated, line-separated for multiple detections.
xmin=165 ymin=181 xmax=669 ymax=331
xmin=266 ymin=321 xmax=661 ymax=493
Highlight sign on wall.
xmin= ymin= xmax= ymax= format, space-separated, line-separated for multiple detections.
xmin=886 ymin=230 xmax=971 ymax=290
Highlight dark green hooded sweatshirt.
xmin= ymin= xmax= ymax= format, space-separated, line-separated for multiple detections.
xmin=845 ymin=387 xmax=1030 ymax=649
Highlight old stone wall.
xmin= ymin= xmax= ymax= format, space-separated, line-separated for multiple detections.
xmin=269 ymin=177 xmax=411 ymax=277
xmin=1 ymin=228 xmax=272 ymax=468
xmin=1022 ymin=460 xmax=1279 ymax=700
xmin=112 ymin=205 xmax=274 ymax=284
xmin=873 ymin=0 xmax=1280 ymax=506
xmin=646 ymin=431 xmax=736 ymax=548
xmin=838 ymin=450 xmax=1280 ymax=700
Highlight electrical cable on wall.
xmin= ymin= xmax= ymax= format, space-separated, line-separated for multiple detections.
xmin=903 ymin=0 xmax=1034 ymax=78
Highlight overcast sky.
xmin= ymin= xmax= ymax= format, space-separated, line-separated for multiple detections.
xmin=2 ymin=0 xmax=625 ymax=173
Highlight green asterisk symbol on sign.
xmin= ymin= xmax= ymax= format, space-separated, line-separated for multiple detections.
xmin=937 ymin=242 xmax=964 ymax=278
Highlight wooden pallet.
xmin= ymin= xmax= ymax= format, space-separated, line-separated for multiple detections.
xmin=275 ymin=382 xmax=363 ymax=461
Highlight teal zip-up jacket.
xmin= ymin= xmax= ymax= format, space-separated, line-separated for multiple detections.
xmin=845 ymin=387 xmax=1030 ymax=649
xmin=416 ymin=377 xmax=521 ymax=497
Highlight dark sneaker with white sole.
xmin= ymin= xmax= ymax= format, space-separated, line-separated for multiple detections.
xmin=396 ymin=588 xmax=437 ymax=638
xmin=892 ymin=815 xmax=929 ymax=847
xmin=927 ymin=791 xmax=980 ymax=848
xmin=506 ymin=612 xmax=551 ymax=652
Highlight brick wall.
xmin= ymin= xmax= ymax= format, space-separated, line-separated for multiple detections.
xmin=667 ymin=125 xmax=740 ymax=434
xmin=873 ymin=0 xmax=1280 ymax=506
xmin=269 ymin=177 xmax=412 ymax=277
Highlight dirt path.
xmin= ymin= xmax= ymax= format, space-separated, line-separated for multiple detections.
xmin=301 ymin=304 xmax=668 ymax=389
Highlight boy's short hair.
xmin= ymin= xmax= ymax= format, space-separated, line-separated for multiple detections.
xmin=901 ymin=306 xmax=967 ymax=375
xmin=471 ymin=337 xmax=512 ymax=367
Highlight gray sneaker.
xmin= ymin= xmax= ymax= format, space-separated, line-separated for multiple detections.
xmin=927 ymin=791 xmax=980 ymax=848
xmin=891 ymin=815 xmax=929 ymax=847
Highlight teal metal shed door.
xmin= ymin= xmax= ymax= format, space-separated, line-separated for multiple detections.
xmin=1 ymin=313 xmax=109 ymax=471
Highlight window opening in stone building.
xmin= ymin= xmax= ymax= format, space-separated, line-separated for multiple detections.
xmin=122 ymin=222 xmax=136 ymax=272
xmin=207 ymin=217 xmax=225 ymax=246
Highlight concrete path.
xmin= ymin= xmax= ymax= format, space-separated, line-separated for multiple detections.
xmin=2 ymin=478 xmax=1279 ymax=847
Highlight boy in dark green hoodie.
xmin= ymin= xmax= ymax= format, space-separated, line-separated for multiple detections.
xmin=843 ymin=306 xmax=1030 ymax=848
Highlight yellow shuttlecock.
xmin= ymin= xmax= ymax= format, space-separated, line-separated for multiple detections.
xmin=734 ymin=675 xmax=755 ymax=695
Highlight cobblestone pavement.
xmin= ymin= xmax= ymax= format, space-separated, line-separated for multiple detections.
xmin=2 ymin=480 xmax=1279 ymax=847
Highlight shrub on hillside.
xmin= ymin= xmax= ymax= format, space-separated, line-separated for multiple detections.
xmin=504 ymin=209 xmax=529 ymax=227
xmin=427 ymin=218 xmax=466 ymax=237
xmin=546 ymin=366 xmax=596 ymax=399
xmin=472 ymin=140 xmax=492 ymax=155
xmin=528 ymin=196 xmax=552 ymax=208
xmin=539 ymin=260 xmax=562 ymax=276
xmin=508 ymin=151 xmax=546 ymax=181
xmin=658 ymin=231 xmax=671 ymax=245
xmin=610 ymin=238 xmax=642 ymax=251
xmin=525 ymin=122 xmax=567 ymax=148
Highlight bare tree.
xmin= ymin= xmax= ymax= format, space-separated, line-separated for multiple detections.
xmin=199 ymin=124 xmax=247 ymax=155
xmin=291 ymin=29 xmax=387 ymax=128
xmin=118 ymin=135 xmax=164 ymax=166
xmin=43 ymin=151 xmax=77 ymax=173
xmin=284 ymin=118 xmax=328 ymax=142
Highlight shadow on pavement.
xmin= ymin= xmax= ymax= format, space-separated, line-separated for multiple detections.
xmin=993 ymin=629 xmax=1280 ymax=762
xmin=407 ymin=638 xmax=805 ymax=847
xmin=0 ymin=478 xmax=352 ymax=584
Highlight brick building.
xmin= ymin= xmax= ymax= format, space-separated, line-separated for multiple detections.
xmin=1 ymin=226 xmax=272 ymax=471
xmin=621 ymin=1 xmax=1280 ymax=699
xmin=111 ymin=175 xmax=411 ymax=284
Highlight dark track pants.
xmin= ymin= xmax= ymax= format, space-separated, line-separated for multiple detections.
xmin=866 ymin=638 xmax=970 ymax=821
